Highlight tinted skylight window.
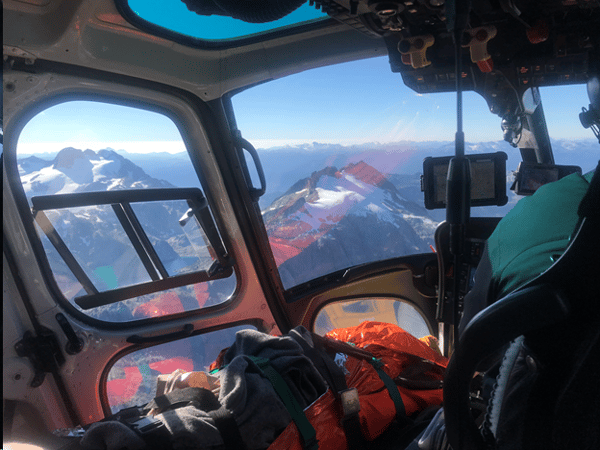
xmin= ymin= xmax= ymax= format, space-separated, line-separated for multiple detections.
xmin=122 ymin=0 xmax=329 ymax=43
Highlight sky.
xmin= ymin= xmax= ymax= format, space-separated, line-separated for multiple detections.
xmin=17 ymin=102 xmax=187 ymax=155
xmin=18 ymin=56 xmax=592 ymax=156
xmin=17 ymin=2 xmax=593 ymax=156
xmin=232 ymin=57 xmax=591 ymax=148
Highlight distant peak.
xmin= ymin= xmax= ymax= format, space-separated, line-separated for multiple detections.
xmin=309 ymin=166 xmax=339 ymax=188
xmin=21 ymin=154 xmax=47 ymax=162
xmin=342 ymin=161 xmax=386 ymax=187
xmin=98 ymin=148 xmax=120 ymax=157
xmin=283 ymin=166 xmax=339 ymax=195
xmin=287 ymin=161 xmax=391 ymax=193
xmin=58 ymin=147 xmax=79 ymax=154
xmin=53 ymin=147 xmax=87 ymax=169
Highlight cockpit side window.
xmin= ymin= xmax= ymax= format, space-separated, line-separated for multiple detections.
xmin=16 ymin=100 xmax=236 ymax=323
xmin=313 ymin=298 xmax=431 ymax=339
xmin=106 ymin=324 xmax=255 ymax=413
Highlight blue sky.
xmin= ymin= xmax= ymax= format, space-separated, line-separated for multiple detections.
xmin=233 ymin=56 xmax=591 ymax=147
xmin=18 ymin=55 xmax=592 ymax=155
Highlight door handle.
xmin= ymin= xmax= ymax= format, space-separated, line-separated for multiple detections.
xmin=235 ymin=133 xmax=266 ymax=201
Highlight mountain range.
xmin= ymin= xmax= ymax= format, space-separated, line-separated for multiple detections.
xmin=21 ymin=138 xmax=599 ymax=208
xmin=19 ymin=147 xmax=175 ymax=197
xmin=17 ymin=138 xmax=599 ymax=300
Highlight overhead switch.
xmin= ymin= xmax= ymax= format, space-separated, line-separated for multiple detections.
xmin=462 ymin=26 xmax=497 ymax=73
xmin=398 ymin=35 xmax=435 ymax=69
xmin=526 ymin=20 xmax=550 ymax=44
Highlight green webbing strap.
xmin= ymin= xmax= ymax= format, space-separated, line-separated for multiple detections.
xmin=369 ymin=358 xmax=408 ymax=422
xmin=249 ymin=356 xmax=318 ymax=450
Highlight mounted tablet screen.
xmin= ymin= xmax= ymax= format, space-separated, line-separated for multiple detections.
xmin=422 ymin=152 xmax=508 ymax=210
xmin=513 ymin=162 xmax=581 ymax=195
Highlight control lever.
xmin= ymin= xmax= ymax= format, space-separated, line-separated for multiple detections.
xmin=446 ymin=0 xmax=473 ymax=350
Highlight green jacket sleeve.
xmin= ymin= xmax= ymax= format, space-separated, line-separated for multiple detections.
xmin=486 ymin=171 xmax=592 ymax=300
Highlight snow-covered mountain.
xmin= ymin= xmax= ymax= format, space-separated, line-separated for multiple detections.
xmin=262 ymin=161 xmax=439 ymax=288
xmin=16 ymin=140 xmax=598 ymax=302
xmin=19 ymin=147 xmax=174 ymax=197
xmin=17 ymin=148 xmax=441 ymax=297
xmin=20 ymin=138 xmax=597 ymax=204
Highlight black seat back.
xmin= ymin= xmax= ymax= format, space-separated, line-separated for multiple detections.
xmin=443 ymin=164 xmax=600 ymax=450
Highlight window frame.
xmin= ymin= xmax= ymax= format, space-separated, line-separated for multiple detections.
xmin=5 ymin=77 xmax=242 ymax=330
xmin=31 ymin=188 xmax=233 ymax=310
xmin=101 ymin=322 xmax=259 ymax=414
xmin=310 ymin=294 xmax=434 ymax=338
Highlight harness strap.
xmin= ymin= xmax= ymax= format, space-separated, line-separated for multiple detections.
xmin=208 ymin=406 xmax=248 ymax=450
xmin=316 ymin=336 xmax=409 ymax=422
xmin=250 ymin=356 xmax=319 ymax=450
xmin=369 ymin=358 xmax=409 ymax=424
xmin=289 ymin=330 xmax=365 ymax=450
xmin=143 ymin=386 xmax=246 ymax=450
xmin=313 ymin=334 xmax=416 ymax=424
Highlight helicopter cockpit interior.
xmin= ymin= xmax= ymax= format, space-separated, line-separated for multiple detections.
xmin=3 ymin=1 xmax=600 ymax=450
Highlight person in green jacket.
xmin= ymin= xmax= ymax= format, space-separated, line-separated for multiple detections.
xmin=459 ymin=168 xmax=596 ymax=334
xmin=459 ymin=74 xmax=599 ymax=332
xmin=412 ymin=76 xmax=599 ymax=450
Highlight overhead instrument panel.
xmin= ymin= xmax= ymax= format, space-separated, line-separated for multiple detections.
xmin=313 ymin=0 xmax=598 ymax=118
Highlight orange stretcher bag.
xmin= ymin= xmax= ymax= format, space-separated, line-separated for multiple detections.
xmin=267 ymin=321 xmax=448 ymax=450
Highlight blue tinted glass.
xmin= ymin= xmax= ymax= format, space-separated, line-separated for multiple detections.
xmin=127 ymin=0 xmax=328 ymax=41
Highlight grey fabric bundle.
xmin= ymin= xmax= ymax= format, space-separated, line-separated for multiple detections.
xmin=81 ymin=421 xmax=147 ymax=450
xmin=81 ymin=327 xmax=328 ymax=450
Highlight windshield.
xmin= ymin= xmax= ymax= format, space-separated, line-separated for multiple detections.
xmin=232 ymin=56 xmax=596 ymax=290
